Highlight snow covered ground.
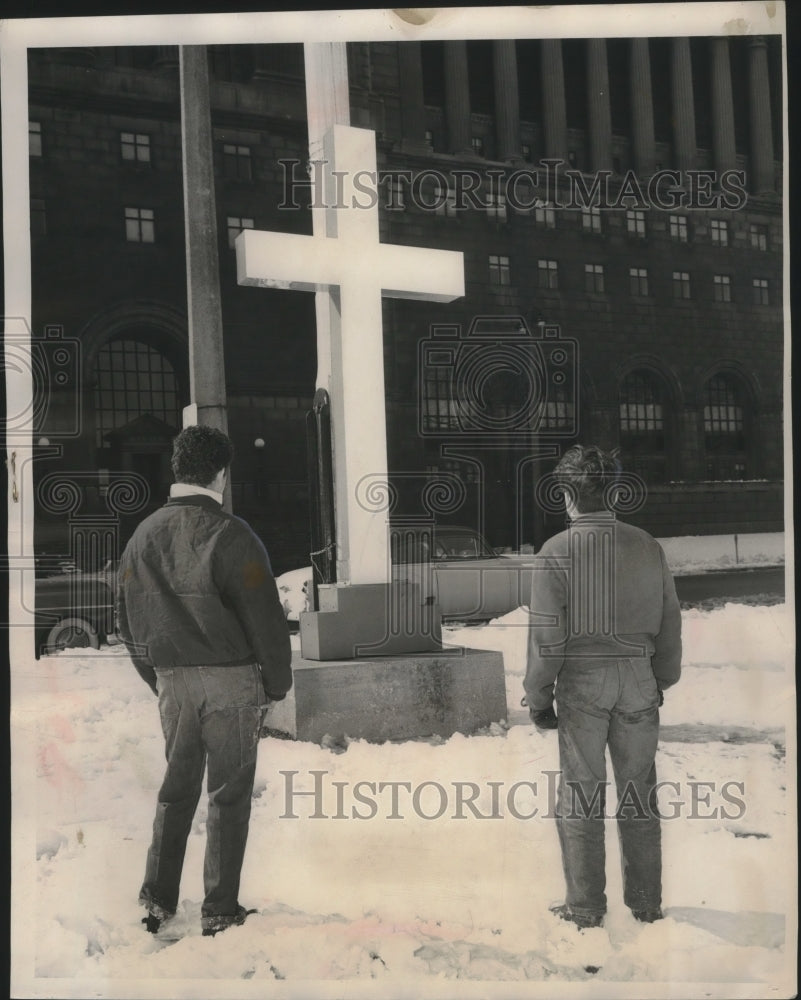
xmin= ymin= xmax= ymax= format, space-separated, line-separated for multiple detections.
xmin=11 ymin=600 xmax=797 ymax=999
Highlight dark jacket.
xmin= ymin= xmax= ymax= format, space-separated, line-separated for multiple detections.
xmin=116 ymin=494 xmax=292 ymax=699
xmin=524 ymin=513 xmax=682 ymax=711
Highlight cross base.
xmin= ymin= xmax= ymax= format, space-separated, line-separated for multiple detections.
xmin=264 ymin=647 xmax=508 ymax=744
xmin=300 ymin=582 xmax=442 ymax=660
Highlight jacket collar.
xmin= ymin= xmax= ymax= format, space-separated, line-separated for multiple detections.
xmin=165 ymin=493 xmax=224 ymax=512
xmin=170 ymin=482 xmax=224 ymax=504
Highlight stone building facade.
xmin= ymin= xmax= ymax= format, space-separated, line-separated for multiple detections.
xmin=26 ymin=37 xmax=784 ymax=571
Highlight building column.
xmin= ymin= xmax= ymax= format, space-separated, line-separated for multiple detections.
xmin=670 ymin=37 xmax=696 ymax=172
xmin=154 ymin=46 xmax=179 ymax=72
xmin=748 ymin=37 xmax=775 ymax=195
xmin=251 ymin=44 xmax=272 ymax=81
xmin=493 ymin=40 xmax=522 ymax=162
xmin=397 ymin=42 xmax=430 ymax=154
xmin=540 ymin=39 xmax=568 ymax=162
xmin=710 ymin=37 xmax=737 ymax=176
xmin=444 ymin=41 xmax=472 ymax=155
xmin=630 ymin=39 xmax=656 ymax=176
xmin=680 ymin=408 xmax=705 ymax=481
xmin=586 ymin=39 xmax=612 ymax=172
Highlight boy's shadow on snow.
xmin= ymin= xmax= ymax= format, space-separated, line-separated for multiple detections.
xmin=666 ymin=907 xmax=785 ymax=949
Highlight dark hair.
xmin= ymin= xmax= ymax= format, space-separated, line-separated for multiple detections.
xmin=171 ymin=425 xmax=234 ymax=487
xmin=554 ymin=444 xmax=621 ymax=513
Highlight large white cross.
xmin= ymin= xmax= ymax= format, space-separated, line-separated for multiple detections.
xmin=236 ymin=122 xmax=464 ymax=585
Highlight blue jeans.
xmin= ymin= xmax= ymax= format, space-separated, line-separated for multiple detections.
xmin=555 ymin=656 xmax=662 ymax=919
xmin=139 ymin=664 xmax=266 ymax=922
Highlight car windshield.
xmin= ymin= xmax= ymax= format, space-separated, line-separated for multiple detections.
xmin=390 ymin=528 xmax=495 ymax=564
xmin=433 ymin=531 xmax=495 ymax=560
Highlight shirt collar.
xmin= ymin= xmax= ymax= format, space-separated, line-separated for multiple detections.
xmin=170 ymin=482 xmax=224 ymax=505
xmin=569 ymin=510 xmax=616 ymax=522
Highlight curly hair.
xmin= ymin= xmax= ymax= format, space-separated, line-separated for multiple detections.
xmin=171 ymin=425 xmax=234 ymax=487
xmin=554 ymin=444 xmax=621 ymax=513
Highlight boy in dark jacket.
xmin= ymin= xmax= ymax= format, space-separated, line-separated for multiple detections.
xmin=525 ymin=445 xmax=682 ymax=930
xmin=117 ymin=424 xmax=292 ymax=937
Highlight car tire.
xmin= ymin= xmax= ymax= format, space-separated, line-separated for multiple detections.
xmin=43 ymin=617 xmax=100 ymax=654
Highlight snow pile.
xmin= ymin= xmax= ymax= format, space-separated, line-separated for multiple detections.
xmin=275 ymin=566 xmax=312 ymax=619
xmin=658 ymin=532 xmax=785 ymax=574
xmin=12 ymin=602 xmax=796 ymax=997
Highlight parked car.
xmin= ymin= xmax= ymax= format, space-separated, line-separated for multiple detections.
xmin=276 ymin=525 xmax=537 ymax=623
xmin=35 ymin=558 xmax=119 ymax=656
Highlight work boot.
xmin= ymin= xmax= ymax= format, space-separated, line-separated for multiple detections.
xmin=632 ymin=907 xmax=663 ymax=923
xmin=140 ymin=899 xmax=175 ymax=934
xmin=549 ymin=903 xmax=604 ymax=930
xmin=201 ymin=905 xmax=257 ymax=937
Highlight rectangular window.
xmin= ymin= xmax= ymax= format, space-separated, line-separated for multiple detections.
xmin=227 ymin=216 xmax=254 ymax=249
xmin=424 ymin=129 xmax=434 ymax=144
xmin=584 ymin=263 xmax=605 ymax=294
xmin=222 ymin=143 xmax=253 ymax=181
xmin=422 ymin=369 xmax=458 ymax=432
xmin=537 ymin=258 xmax=558 ymax=290
xmin=521 ymin=143 xmax=532 ymax=162
xmin=433 ymin=181 xmax=457 ymax=218
xmin=672 ymin=270 xmax=691 ymax=299
xmin=629 ymin=266 xmax=649 ymax=296
xmin=752 ymin=277 xmax=769 ymax=305
xmin=125 ymin=206 xmax=155 ymax=243
xmin=710 ymin=219 xmax=729 ymax=246
xmin=713 ymin=274 xmax=732 ymax=302
xmin=386 ymin=176 xmax=405 ymax=211
xmin=489 ymin=254 xmax=511 ymax=287
xmin=121 ymin=131 xmax=151 ymax=163
xmin=626 ymin=209 xmax=647 ymax=237
xmin=581 ymin=206 xmax=601 ymax=233
xmin=486 ymin=188 xmax=507 ymax=221
xmin=534 ymin=203 xmax=556 ymax=229
xmin=471 ymin=136 xmax=485 ymax=156
xmin=542 ymin=386 xmax=575 ymax=431
xmin=749 ymin=223 xmax=768 ymax=250
xmin=29 ymin=121 xmax=42 ymax=157
xmin=31 ymin=198 xmax=46 ymax=236
xmin=669 ymin=214 xmax=688 ymax=243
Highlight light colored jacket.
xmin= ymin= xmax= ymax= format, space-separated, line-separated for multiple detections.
xmin=524 ymin=512 xmax=682 ymax=711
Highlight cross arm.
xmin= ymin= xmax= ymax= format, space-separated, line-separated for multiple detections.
xmin=236 ymin=228 xmax=341 ymax=292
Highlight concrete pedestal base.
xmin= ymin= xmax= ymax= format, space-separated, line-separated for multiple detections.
xmin=264 ymin=646 xmax=507 ymax=744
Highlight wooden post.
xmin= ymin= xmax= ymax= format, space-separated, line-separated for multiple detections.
xmin=179 ymin=45 xmax=231 ymax=509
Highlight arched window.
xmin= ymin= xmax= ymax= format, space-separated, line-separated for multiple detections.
xmin=619 ymin=370 xmax=667 ymax=483
xmin=93 ymin=339 xmax=181 ymax=450
xmin=703 ymin=373 xmax=748 ymax=480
